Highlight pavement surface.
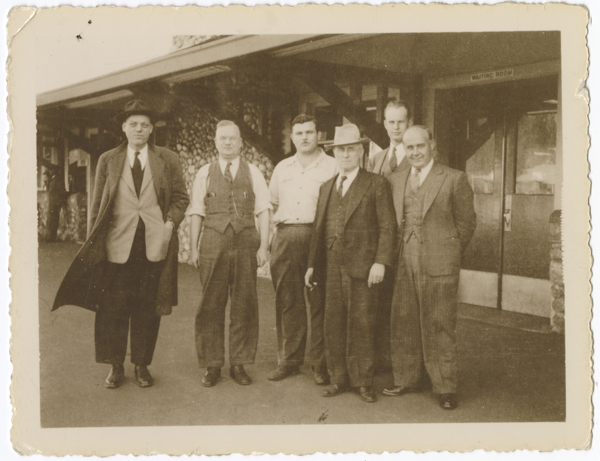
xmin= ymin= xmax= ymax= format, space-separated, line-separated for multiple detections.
xmin=39 ymin=242 xmax=565 ymax=427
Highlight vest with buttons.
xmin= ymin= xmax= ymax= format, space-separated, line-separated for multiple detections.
xmin=402 ymin=174 xmax=430 ymax=243
xmin=204 ymin=159 xmax=255 ymax=234
xmin=325 ymin=179 xmax=354 ymax=248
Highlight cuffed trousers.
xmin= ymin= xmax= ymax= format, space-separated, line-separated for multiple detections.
xmin=195 ymin=225 xmax=260 ymax=368
xmin=324 ymin=242 xmax=377 ymax=388
xmin=390 ymin=235 xmax=459 ymax=394
xmin=95 ymin=221 xmax=163 ymax=366
xmin=270 ymin=225 xmax=326 ymax=368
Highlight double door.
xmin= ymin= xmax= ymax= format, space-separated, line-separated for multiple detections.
xmin=435 ymin=75 xmax=558 ymax=315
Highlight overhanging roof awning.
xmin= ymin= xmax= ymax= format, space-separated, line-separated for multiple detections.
xmin=36 ymin=34 xmax=361 ymax=109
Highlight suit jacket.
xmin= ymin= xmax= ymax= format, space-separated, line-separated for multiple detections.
xmin=367 ymin=146 xmax=409 ymax=178
xmin=52 ymin=142 xmax=189 ymax=315
xmin=389 ymin=161 xmax=476 ymax=276
xmin=308 ymin=168 xmax=397 ymax=282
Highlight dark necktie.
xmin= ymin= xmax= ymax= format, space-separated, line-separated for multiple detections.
xmin=224 ymin=161 xmax=233 ymax=184
xmin=132 ymin=151 xmax=143 ymax=197
xmin=338 ymin=175 xmax=347 ymax=199
xmin=389 ymin=146 xmax=398 ymax=173
xmin=410 ymin=168 xmax=421 ymax=192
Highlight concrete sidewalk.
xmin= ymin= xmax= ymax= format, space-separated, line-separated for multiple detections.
xmin=39 ymin=243 xmax=565 ymax=427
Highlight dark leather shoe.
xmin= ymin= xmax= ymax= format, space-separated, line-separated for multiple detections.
xmin=382 ymin=386 xmax=421 ymax=397
xmin=357 ymin=386 xmax=377 ymax=403
xmin=267 ymin=365 xmax=299 ymax=381
xmin=134 ymin=365 xmax=154 ymax=388
xmin=202 ymin=367 xmax=221 ymax=387
xmin=321 ymin=383 xmax=348 ymax=397
xmin=230 ymin=365 xmax=252 ymax=385
xmin=104 ymin=364 xmax=125 ymax=389
xmin=439 ymin=393 xmax=458 ymax=410
xmin=312 ymin=366 xmax=330 ymax=385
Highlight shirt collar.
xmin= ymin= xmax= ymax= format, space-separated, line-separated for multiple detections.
xmin=411 ymin=158 xmax=434 ymax=176
xmin=290 ymin=148 xmax=326 ymax=168
xmin=338 ymin=166 xmax=360 ymax=184
xmin=219 ymin=156 xmax=240 ymax=169
xmin=127 ymin=144 xmax=148 ymax=168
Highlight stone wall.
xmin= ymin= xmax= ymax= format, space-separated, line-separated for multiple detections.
xmin=38 ymin=192 xmax=87 ymax=243
xmin=549 ymin=210 xmax=564 ymax=333
xmin=167 ymin=99 xmax=275 ymax=270
xmin=37 ymin=191 xmax=50 ymax=240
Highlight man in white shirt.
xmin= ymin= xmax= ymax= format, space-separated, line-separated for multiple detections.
xmin=267 ymin=114 xmax=337 ymax=384
xmin=188 ymin=120 xmax=271 ymax=387
xmin=386 ymin=126 xmax=476 ymax=410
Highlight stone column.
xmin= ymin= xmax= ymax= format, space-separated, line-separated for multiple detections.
xmin=549 ymin=210 xmax=564 ymax=333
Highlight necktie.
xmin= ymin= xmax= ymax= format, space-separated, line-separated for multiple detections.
xmin=338 ymin=175 xmax=347 ymax=198
xmin=132 ymin=151 xmax=143 ymax=197
xmin=389 ymin=146 xmax=398 ymax=173
xmin=224 ymin=161 xmax=233 ymax=184
xmin=410 ymin=168 xmax=421 ymax=192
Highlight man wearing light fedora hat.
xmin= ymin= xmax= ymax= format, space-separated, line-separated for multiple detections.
xmin=53 ymin=99 xmax=189 ymax=389
xmin=305 ymin=123 xmax=396 ymax=403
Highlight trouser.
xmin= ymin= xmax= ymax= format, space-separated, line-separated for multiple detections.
xmin=195 ymin=225 xmax=260 ymax=368
xmin=324 ymin=241 xmax=377 ymax=388
xmin=270 ymin=225 xmax=326 ymax=368
xmin=374 ymin=266 xmax=394 ymax=371
xmin=390 ymin=235 xmax=459 ymax=394
xmin=95 ymin=220 xmax=163 ymax=366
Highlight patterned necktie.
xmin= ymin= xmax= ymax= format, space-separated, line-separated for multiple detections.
xmin=338 ymin=175 xmax=347 ymax=198
xmin=410 ymin=168 xmax=421 ymax=192
xmin=389 ymin=146 xmax=398 ymax=173
xmin=224 ymin=161 xmax=233 ymax=184
xmin=132 ymin=151 xmax=143 ymax=197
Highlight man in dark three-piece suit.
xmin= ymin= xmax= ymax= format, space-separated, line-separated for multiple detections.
xmin=366 ymin=100 xmax=412 ymax=372
xmin=385 ymin=126 xmax=476 ymax=410
xmin=305 ymin=124 xmax=396 ymax=403
xmin=53 ymin=100 xmax=189 ymax=389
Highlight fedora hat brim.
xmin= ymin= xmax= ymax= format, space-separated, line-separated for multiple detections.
xmin=115 ymin=109 xmax=156 ymax=125
xmin=323 ymin=137 xmax=370 ymax=149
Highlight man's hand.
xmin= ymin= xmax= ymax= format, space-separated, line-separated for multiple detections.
xmin=257 ymin=245 xmax=269 ymax=267
xmin=305 ymin=268 xmax=317 ymax=290
xmin=367 ymin=263 xmax=385 ymax=288
xmin=190 ymin=247 xmax=200 ymax=269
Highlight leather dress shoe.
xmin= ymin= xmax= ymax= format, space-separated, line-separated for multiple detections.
xmin=382 ymin=386 xmax=421 ymax=397
xmin=320 ymin=383 xmax=348 ymax=397
xmin=311 ymin=366 xmax=330 ymax=385
xmin=357 ymin=386 xmax=377 ymax=403
xmin=230 ymin=365 xmax=252 ymax=385
xmin=202 ymin=367 xmax=221 ymax=387
xmin=104 ymin=364 xmax=125 ymax=389
xmin=439 ymin=393 xmax=458 ymax=410
xmin=267 ymin=365 xmax=299 ymax=381
xmin=134 ymin=365 xmax=154 ymax=388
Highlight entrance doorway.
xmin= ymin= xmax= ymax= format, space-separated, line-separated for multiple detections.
xmin=435 ymin=75 xmax=558 ymax=316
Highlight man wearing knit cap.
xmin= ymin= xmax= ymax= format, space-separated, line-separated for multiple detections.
xmin=305 ymin=123 xmax=396 ymax=403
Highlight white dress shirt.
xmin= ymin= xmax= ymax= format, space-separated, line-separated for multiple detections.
xmin=411 ymin=158 xmax=435 ymax=187
xmin=336 ymin=166 xmax=360 ymax=197
xmin=270 ymin=149 xmax=337 ymax=224
xmin=187 ymin=156 xmax=272 ymax=217
xmin=127 ymin=144 xmax=148 ymax=169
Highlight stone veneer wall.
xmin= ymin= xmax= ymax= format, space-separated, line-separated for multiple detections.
xmin=549 ymin=210 xmax=564 ymax=333
xmin=38 ymin=191 xmax=87 ymax=243
xmin=167 ymin=99 xmax=275 ymax=271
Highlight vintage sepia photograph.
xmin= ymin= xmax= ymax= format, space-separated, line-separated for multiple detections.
xmin=7 ymin=2 xmax=592 ymax=456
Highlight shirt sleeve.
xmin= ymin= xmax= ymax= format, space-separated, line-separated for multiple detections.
xmin=269 ymin=163 xmax=281 ymax=208
xmin=186 ymin=165 xmax=210 ymax=217
xmin=249 ymin=164 xmax=273 ymax=216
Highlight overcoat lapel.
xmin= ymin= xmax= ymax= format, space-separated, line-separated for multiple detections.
xmin=317 ymin=174 xmax=337 ymax=225
xmin=145 ymin=144 xmax=165 ymax=198
xmin=374 ymin=148 xmax=388 ymax=175
xmin=422 ymin=161 xmax=446 ymax=217
xmin=394 ymin=166 xmax=411 ymax=220
xmin=344 ymin=169 xmax=371 ymax=226
xmin=108 ymin=144 xmax=128 ymax=196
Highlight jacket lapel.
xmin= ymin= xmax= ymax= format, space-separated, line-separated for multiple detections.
xmin=317 ymin=174 xmax=337 ymax=224
xmin=422 ymin=161 xmax=446 ymax=217
xmin=375 ymin=148 xmax=388 ymax=175
xmin=145 ymin=144 xmax=164 ymax=197
xmin=344 ymin=169 xmax=371 ymax=226
xmin=108 ymin=143 xmax=129 ymax=196
xmin=393 ymin=166 xmax=411 ymax=223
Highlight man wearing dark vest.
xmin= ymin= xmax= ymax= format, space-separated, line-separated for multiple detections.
xmin=53 ymin=100 xmax=189 ymax=389
xmin=189 ymin=120 xmax=271 ymax=387
xmin=386 ymin=126 xmax=476 ymax=410
xmin=367 ymin=100 xmax=412 ymax=372
xmin=305 ymin=124 xmax=396 ymax=403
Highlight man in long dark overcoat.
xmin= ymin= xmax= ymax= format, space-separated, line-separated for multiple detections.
xmin=53 ymin=100 xmax=189 ymax=389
